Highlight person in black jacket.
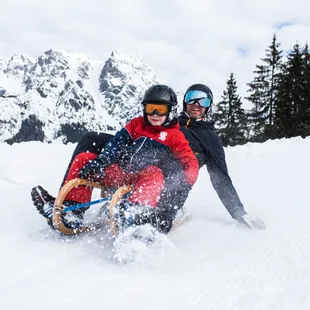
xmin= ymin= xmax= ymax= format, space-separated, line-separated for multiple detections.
xmin=32 ymin=83 xmax=264 ymax=231
xmin=177 ymin=84 xmax=264 ymax=229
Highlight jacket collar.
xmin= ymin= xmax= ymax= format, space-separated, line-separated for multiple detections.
xmin=179 ymin=111 xmax=205 ymax=122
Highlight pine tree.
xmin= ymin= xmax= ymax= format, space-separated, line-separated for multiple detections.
xmin=275 ymin=43 xmax=306 ymax=138
xmin=300 ymin=43 xmax=310 ymax=136
xmin=214 ymin=73 xmax=246 ymax=146
xmin=274 ymin=64 xmax=292 ymax=138
xmin=246 ymin=33 xmax=283 ymax=141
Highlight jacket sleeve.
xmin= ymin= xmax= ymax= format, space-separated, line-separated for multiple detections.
xmin=171 ymin=131 xmax=199 ymax=187
xmin=96 ymin=124 xmax=132 ymax=167
xmin=203 ymin=132 xmax=247 ymax=219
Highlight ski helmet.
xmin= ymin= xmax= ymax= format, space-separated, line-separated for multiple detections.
xmin=183 ymin=83 xmax=213 ymax=114
xmin=141 ymin=84 xmax=178 ymax=126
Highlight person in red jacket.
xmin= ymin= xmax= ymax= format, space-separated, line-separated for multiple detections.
xmin=32 ymin=85 xmax=199 ymax=234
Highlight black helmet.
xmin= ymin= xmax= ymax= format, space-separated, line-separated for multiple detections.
xmin=141 ymin=84 xmax=178 ymax=127
xmin=183 ymin=83 xmax=213 ymax=114
xmin=142 ymin=84 xmax=178 ymax=106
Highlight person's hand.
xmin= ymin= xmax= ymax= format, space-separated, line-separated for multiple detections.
xmin=236 ymin=214 xmax=265 ymax=229
xmin=78 ymin=159 xmax=105 ymax=181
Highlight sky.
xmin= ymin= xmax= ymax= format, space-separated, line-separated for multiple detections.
xmin=1 ymin=0 xmax=309 ymax=105
xmin=1 ymin=136 xmax=310 ymax=309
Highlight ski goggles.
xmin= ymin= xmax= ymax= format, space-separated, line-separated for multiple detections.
xmin=144 ymin=103 xmax=169 ymax=116
xmin=184 ymin=90 xmax=212 ymax=108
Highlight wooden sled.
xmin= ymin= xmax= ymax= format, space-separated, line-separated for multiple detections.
xmin=53 ymin=178 xmax=192 ymax=235
xmin=52 ymin=178 xmax=131 ymax=235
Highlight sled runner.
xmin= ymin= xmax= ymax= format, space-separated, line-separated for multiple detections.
xmin=53 ymin=178 xmax=192 ymax=236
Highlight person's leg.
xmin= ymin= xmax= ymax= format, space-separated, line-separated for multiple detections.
xmin=59 ymin=132 xmax=113 ymax=204
xmin=155 ymin=180 xmax=191 ymax=233
xmin=115 ymin=166 xmax=179 ymax=234
xmin=31 ymin=151 xmax=96 ymax=229
xmin=129 ymin=166 xmax=164 ymax=207
xmin=135 ymin=170 xmax=191 ymax=234
xmin=61 ymin=132 xmax=113 ymax=187
xmin=101 ymin=163 xmax=132 ymax=189
xmin=63 ymin=152 xmax=98 ymax=203
xmin=157 ymin=177 xmax=191 ymax=215
xmin=32 ymin=132 xmax=114 ymax=229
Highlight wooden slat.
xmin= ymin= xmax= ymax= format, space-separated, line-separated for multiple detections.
xmin=53 ymin=178 xmax=103 ymax=235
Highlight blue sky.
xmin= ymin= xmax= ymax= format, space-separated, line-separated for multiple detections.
xmin=0 ymin=0 xmax=309 ymax=107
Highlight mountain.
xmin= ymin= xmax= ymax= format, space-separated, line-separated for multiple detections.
xmin=0 ymin=49 xmax=160 ymax=144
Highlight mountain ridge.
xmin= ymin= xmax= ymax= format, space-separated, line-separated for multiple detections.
xmin=0 ymin=49 xmax=160 ymax=144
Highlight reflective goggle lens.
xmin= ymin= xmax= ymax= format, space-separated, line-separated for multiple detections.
xmin=184 ymin=90 xmax=211 ymax=108
xmin=145 ymin=103 xmax=169 ymax=116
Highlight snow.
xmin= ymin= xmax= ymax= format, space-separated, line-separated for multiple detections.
xmin=1 ymin=136 xmax=310 ymax=309
xmin=0 ymin=75 xmax=24 ymax=96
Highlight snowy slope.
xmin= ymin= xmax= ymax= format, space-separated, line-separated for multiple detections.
xmin=0 ymin=137 xmax=310 ymax=310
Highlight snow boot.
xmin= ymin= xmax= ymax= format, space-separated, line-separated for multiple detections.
xmin=31 ymin=185 xmax=87 ymax=230
xmin=31 ymin=185 xmax=55 ymax=229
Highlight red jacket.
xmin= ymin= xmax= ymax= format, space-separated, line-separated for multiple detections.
xmin=99 ymin=117 xmax=199 ymax=187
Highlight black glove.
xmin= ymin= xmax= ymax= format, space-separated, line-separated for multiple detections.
xmin=78 ymin=158 xmax=105 ymax=181
xmin=157 ymin=179 xmax=192 ymax=210
xmin=133 ymin=207 xmax=173 ymax=235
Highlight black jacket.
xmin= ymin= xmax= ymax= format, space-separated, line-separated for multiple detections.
xmin=178 ymin=112 xmax=246 ymax=219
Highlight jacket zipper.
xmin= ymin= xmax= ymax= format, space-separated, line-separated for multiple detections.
xmin=129 ymin=136 xmax=147 ymax=165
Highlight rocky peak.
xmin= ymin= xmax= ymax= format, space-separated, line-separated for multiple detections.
xmin=25 ymin=49 xmax=97 ymax=92
xmin=99 ymin=50 xmax=160 ymax=124
xmin=3 ymin=53 xmax=35 ymax=79
xmin=35 ymin=49 xmax=70 ymax=78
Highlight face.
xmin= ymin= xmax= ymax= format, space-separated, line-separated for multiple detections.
xmin=147 ymin=114 xmax=166 ymax=126
xmin=186 ymin=101 xmax=206 ymax=119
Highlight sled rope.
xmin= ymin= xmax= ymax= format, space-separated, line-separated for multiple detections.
xmin=62 ymin=197 xmax=110 ymax=212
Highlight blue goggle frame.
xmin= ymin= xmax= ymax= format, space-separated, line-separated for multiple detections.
xmin=184 ymin=90 xmax=211 ymax=108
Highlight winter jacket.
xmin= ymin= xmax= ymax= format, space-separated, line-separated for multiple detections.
xmin=178 ymin=112 xmax=246 ymax=219
xmin=95 ymin=116 xmax=199 ymax=187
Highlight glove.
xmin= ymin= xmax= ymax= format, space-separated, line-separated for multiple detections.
xmin=236 ymin=214 xmax=265 ymax=229
xmin=79 ymin=159 xmax=105 ymax=181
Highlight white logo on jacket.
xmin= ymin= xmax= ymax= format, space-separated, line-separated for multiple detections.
xmin=159 ymin=131 xmax=168 ymax=141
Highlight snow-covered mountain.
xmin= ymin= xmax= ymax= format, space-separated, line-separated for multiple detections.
xmin=0 ymin=49 xmax=160 ymax=144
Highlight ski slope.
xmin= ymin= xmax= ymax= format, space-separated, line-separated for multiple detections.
xmin=1 ymin=137 xmax=310 ymax=310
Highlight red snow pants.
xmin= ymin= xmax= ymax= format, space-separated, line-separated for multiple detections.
xmin=63 ymin=152 xmax=164 ymax=207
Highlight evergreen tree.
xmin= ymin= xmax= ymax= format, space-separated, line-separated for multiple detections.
xmin=274 ymin=64 xmax=292 ymax=138
xmin=246 ymin=33 xmax=283 ymax=141
xmin=275 ymin=43 xmax=308 ymax=137
xmin=214 ymin=73 xmax=246 ymax=146
xmin=301 ymin=43 xmax=310 ymax=136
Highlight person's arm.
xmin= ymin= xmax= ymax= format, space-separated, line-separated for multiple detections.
xmin=79 ymin=122 xmax=133 ymax=179
xmin=205 ymin=151 xmax=247 ymax=220
xmin=203 ymin=131 xmax=264 ymax=228
xmin=153 ymin=130 xmax=199 ymax=233
xmin=200 ymin=129 xmax=246 ymax=219
xmin=97 ymin=128 xmax=131 ymax=165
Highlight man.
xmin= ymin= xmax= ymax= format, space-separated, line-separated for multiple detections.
xmin=177 ymin=84 xmax=264 ymax=229
xmin=32 ymin=83 xmax=264 ymax=232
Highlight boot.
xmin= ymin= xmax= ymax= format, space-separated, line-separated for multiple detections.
xmin=31 ymin=185 xmax=87 ymax=230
